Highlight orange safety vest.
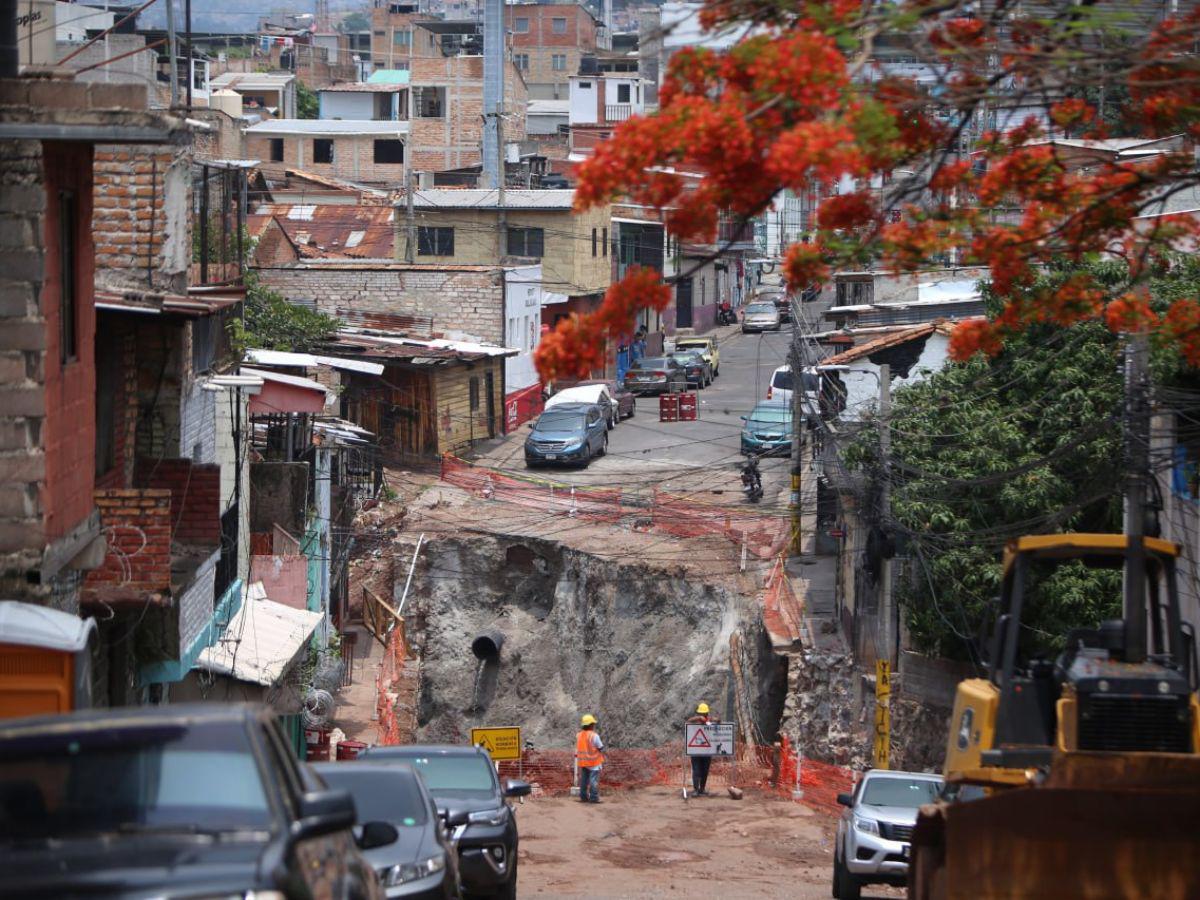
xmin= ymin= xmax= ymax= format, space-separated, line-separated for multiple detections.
xmin=576 ymin=729 xmax=602 ymax=768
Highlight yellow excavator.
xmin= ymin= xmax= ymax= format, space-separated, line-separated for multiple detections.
xmin=908 ymin=534 xmax=1200 ymax=900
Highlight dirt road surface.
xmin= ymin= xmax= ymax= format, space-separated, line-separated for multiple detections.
xmin=513 ymin=786 xmax=903 ymax=899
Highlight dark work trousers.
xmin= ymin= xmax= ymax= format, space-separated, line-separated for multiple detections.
xmin=691 ymin=755 xmax=712 ymax=793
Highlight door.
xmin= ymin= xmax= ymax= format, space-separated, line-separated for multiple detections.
xmin=676 ymin=278 xmax=693 ymax=329
xmin=485 ymin=370 xmax=497 ymax=438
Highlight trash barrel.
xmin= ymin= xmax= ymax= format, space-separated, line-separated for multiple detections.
xmin=305 ymin=727 xmax=331 ymax=762
xmin=678 ymin=392 xmax=698 ymax=421
xmin=336 ymin=740 xmax=368 ymax=761
xmin=659 ymin=393 xmax=680 ymax=422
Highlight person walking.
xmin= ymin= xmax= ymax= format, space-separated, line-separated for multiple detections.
xmin=685 ymin=703 xmax=718 ymax=796
xmin=575 ymin=714 xmax=605 ymax=804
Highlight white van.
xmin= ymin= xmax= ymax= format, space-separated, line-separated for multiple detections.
xmin=767 ymin=364 xmax=821 ymax=413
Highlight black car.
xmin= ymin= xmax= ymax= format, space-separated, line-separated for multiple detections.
xmin=0 ymin=704 xmax=393 ymax=900
xmin=669 ymin=349 xmax=713 ymax=387
xmin=624 ymin=356 xmax=689 ymax=394
xmin=362 ymin=745 xmax=531 ymax=900
xmin=314 ymin=762 xmax=462 ymax=900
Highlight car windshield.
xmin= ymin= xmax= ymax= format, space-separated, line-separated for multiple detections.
xmin=771 ymin=370 xmax=793 ymax=391
xmin=675 ymin=341 xmax=707 ymax=351
xmin=671 ymin=353 xmax=701 ymax=364
xmin=319 ymin=769 xmax=428 ymax=825
xmin=748 ymin=407 xmax=792 ymax=426
xmin=536 ymin=412 xmax=585 ymax=433
xmin=860 ymin=777 xmax=941 ymax=809
xmin=636 ymin=358 xmax=671 ymax=369
xmin=381 ymin=755 xmax=497 ymax=795
xmin=746 ymin=303 xmax=776 ymax=314
xmin=0 ymin=722 xmax=273 ymax=841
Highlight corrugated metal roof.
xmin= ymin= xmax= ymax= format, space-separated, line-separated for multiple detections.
xmin=197 ymin=584 xmax=322 ymax=687
xmin=246 ymin=204 xmax=395 ymax=259
xmin=408 ymin=188 xmax=576 ymax=210
xmin=242 ymin=367 xmax=332 ymax=397
xmin=244 ymin=347 xmax=385 ymax=375
xmin=320 ymin=82 xmax=406 ymax=93
xmin=245 ymin=119 xmax=411 ymax=136
xmin=528 ymin=100 xmax=569 ymax=115
xmin=211 ymin=72 xmax=296 ymax=90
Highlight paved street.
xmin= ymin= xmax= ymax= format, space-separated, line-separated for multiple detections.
xmin=473 ymin=325 xmax=800 ymax=508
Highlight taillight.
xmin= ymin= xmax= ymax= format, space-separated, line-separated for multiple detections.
xmin=767 ymin=386 xmax=773 ymax=399
xmin=652 ymin=370 xmax=667 ymax=377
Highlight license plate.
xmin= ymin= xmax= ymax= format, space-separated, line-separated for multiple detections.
xmin=544 ymin=454 xmax=557 ymax=460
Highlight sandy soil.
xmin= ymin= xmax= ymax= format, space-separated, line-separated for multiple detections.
xmin=513 ymin=786 xmax=902 ymax=899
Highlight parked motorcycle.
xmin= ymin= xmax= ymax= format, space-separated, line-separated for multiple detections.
xmin=717 ymin=302 xmax=737 ymax=326
xmin=741 ymin=458 xmax=763 ymax=503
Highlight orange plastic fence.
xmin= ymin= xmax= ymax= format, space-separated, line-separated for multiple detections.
xmin=439 ymin=457 xmax=788 ymax=558
xmin=763 ymin=555 xmax=807 ymax=645
xmin=490 ymin=736 xmax=854 ymax=816
xmin=375 ymin=626 xmax=407 ymax=746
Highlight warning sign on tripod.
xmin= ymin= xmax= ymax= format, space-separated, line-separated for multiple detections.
xmin=685 ymin=722 xmax=734 ymax=756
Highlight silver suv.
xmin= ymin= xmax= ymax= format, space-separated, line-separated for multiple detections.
xmin=833 ymin=769 xmax=943 ymax=899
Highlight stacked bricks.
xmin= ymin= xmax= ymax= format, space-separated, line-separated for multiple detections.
xmin=84 ymin=489 xmax=171 ymax=593
xmin=95 ymin=327 xmax=138 ymax=491
xmin=134 ymin=458 xmax=221 ymax=547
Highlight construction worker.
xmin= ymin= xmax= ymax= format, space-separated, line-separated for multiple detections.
xmin=575 ymin=714 xmax=605 ymax=804
xmin=685 ymin=703 xmax=718 ymax=795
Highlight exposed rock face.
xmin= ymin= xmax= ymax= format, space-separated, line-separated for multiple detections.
xmin=888 ymin=697 xmax=951 ymax=773
xmin=408 ymin=533 xmax=772 ymax=749
xmin=778 ymin=648 xmax=871 ymax=769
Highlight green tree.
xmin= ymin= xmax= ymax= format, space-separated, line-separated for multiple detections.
xmin=296 ymin=82 xmax=319 ymax=119
xmin=229 ymin=274 xmax=339 ymax=353
xmin=339 ymin=11 xmax=370 ymax=32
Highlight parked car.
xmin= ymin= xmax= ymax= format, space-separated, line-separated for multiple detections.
xmin=670 ymin=349 xmax=713 ymax=387
xmin=524 ymin=403 xmax=608 ymax=467
xmin=833 ymin=769 xmax=944 ymax=899
xmin=624 ymin=356 xmax=689 ymax=394
xmin=673 ymin=336 xmax=720 ymax=377
xmin=361 ymin=745 xmax=531 ymax=900
xmin=0 ymin=703 xmax=391 ymax=900
xmin=575 ymin=378 xmax=636 ymax=419
xmin=546 ymin=383 xmax=619 ymax=429
xmin=740 ymin=400 xmax=795 ymax=456
xmin=313 ymin=762 xmax=462 ymax=900
xmin=742 ymin=301 xmax=782 ymax=332
xmin=767 ymin=364 xmax=821 ymax=415
xmin=753 ymin=287 xmax=790 ymax=323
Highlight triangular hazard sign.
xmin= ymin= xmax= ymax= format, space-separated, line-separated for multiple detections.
xmin=688 ymin=729 xmax=711 ymax=749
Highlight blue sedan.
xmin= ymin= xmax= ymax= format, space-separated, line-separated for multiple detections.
xmin=740 ymin=401 xmax=795 ymax=456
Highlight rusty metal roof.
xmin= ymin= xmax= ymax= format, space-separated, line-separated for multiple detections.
xmin=95 ymin=286 xmax=244 ymax=317
xmin=247 ymin=203 xmax=396 ymax=259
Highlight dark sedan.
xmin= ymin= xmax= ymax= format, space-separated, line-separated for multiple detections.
xmin=362 ymin=745 xmax=530 ymax=900
xmin=670 ymin=349 xmax=713 ymax=387
xmin=624 ymin=357 xmax=689 ymax=394
xmin=314 ymin=762 xmax=461 ymax=900
xmin=574 ymin=378 xmax=636 ymax=419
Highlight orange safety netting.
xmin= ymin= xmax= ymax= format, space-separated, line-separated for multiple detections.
xmin=440 ymin=455 xmax=624 ymax=522
xmin=762 ymin=555 xmax=807 ymax=645
xmin=487 ymin=735 xmax=854 ymax=816
xmin=375 ymin=625 xmax=407 ymax=746
xmin=651 ymin=489 xmax=789 ymax=559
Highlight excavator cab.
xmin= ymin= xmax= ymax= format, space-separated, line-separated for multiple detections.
xmin=910 ymin=535 xmax=1200 ymax=899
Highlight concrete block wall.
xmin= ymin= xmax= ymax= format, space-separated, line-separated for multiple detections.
xmin=255 ymin=265 xmax=506 ymax=345
xmin=96 ymin=324 xmax=138 ymax=491
xmin=84 ymin=489 xmax=171 ymax=592
xmin=179 ymin=378 xmax=217 ymax=466
xmin=177 ymin=548 xmax=219 ymax=651
xmin=134 ymin=458 xmax=221 ymax=547
xmin=247 ymin=133 xmax=409 ymax=187
xmin=93 ymin=144 xmax=192 ymax=294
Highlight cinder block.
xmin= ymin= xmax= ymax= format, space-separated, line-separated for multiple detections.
xmin=0 ymin=386 xmax=44 ymax=416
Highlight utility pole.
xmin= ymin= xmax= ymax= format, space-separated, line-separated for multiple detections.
xmin=185 ymin=0 xmax=192 ymax=107
xmin=166 ymin=0 xmax=179 ymax=107
xmin=789 ymin=306 xmax=806 ymax=556
xmin=1122 ymin=331 xmax=1150 ymax=664
xmin=405 ymin=167 xmax=416 ymax=264
xmin=877 ymin=363 xmax=894 ymax=666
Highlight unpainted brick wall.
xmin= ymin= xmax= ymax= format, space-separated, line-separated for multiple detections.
xmin=254 ymin=265 xmax=506 ymax=345
xmin=247 ymin=133 xmax=409 ymax=187
xmin=134 ymin=457 xmax=221 ymax=547
xmin=84 ymin=489 xmax=172 ymax=592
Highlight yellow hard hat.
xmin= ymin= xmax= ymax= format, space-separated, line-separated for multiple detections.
xmin=581 ymin=714 xmax=597 ymax=726
xmin=696 ymin=702 xmax=710 ymax=714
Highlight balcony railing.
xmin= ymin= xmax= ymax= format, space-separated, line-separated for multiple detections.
xmin=605 ymin=104 xmax=635 ymax=122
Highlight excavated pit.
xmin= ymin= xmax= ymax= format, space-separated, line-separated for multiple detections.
xmin=406 ymin=533 xmax=786 ymax=749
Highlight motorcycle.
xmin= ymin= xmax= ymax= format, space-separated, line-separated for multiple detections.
xmin=741 ymin=458 xmax=763 ymax=503
xmin=717 ymin=302 xmax=737 ymax=326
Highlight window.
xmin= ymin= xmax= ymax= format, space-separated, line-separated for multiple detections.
xmin=269 ymin=138 xmax=284 ymax=162
xmin=58 ymin=191 xmax=77 ymax=363
xmin=552 ymin=16 xmax=567 ymax=33
xmin=602 ymin=226 xmax=608 ymax=256
xmin=514 ymin=16 xmax=529 ymax=32
xmin=417 ymin=226 xmax=454 ymax=256
xmin=469 ymin=376 xmax=480 ymax=412
xmin=393 ymin=28 xmax=411 ymax=47
xmin=514 ymin=53 xmax=529 ymax=71
xmin=552 ymin=53 xmax=566 ymax=71
xmin=617 ymin=83 xmax=631 ymax=104
xmin=373 ymin=139 xmax=405 ymax=164
xmin=415 ymin=86 xmax=445 ymax=117
xmin=312 ymin=139 xmax=333 ymax=164
xmin=506 ymin=226 xmax=544 ymax=257
xmin=591 ymin=227 xmax=598 ymax=256
xmin=578 ymin=80 xmax=591 ymax=89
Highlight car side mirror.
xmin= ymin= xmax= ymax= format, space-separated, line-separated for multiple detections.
xmin=740 ymin=415 xmax=748 ymax=421
xmin=444 ymin=808 xmax=470 ymax=827
xmin=357 ymin=820 xmax=399 ymax=850
xmin=504 ymin=778 xmax=532 ymax=798
xmin=292 ymin=789 xmax=357 ymax=842
xmin=836 ymin=792 xmax=854 ymax=807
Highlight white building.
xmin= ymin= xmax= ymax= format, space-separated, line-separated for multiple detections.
xmin=569 ymin=73 xmax=648 ymax=125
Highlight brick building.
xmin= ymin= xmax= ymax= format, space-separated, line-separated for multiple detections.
xmin=0 ymin=73 xmax=182 ymax=618
xmin=245 ymin=119 xmax=412 ymax=186
xmin=508 ymin=3 xmax=601 ymax=101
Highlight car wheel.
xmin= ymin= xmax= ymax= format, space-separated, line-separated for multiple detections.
xmin=836 ymin=856 xmax=860 ymax=900
xmin=598 ymin=433 xmax=608 ymax=457
xmin=831 ymin=849 xmax=842 ymax=898
xmin=495 ymin=862 xmax=517 ymax=900
xmin=715 ymin=365 xmax=720 ymax=378
xmin=629 ymin=399 xmax=636 ymax=417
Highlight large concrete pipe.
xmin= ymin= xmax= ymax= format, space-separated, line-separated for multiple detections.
xmin=471 ymin=630 xmax=504 ymax=660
